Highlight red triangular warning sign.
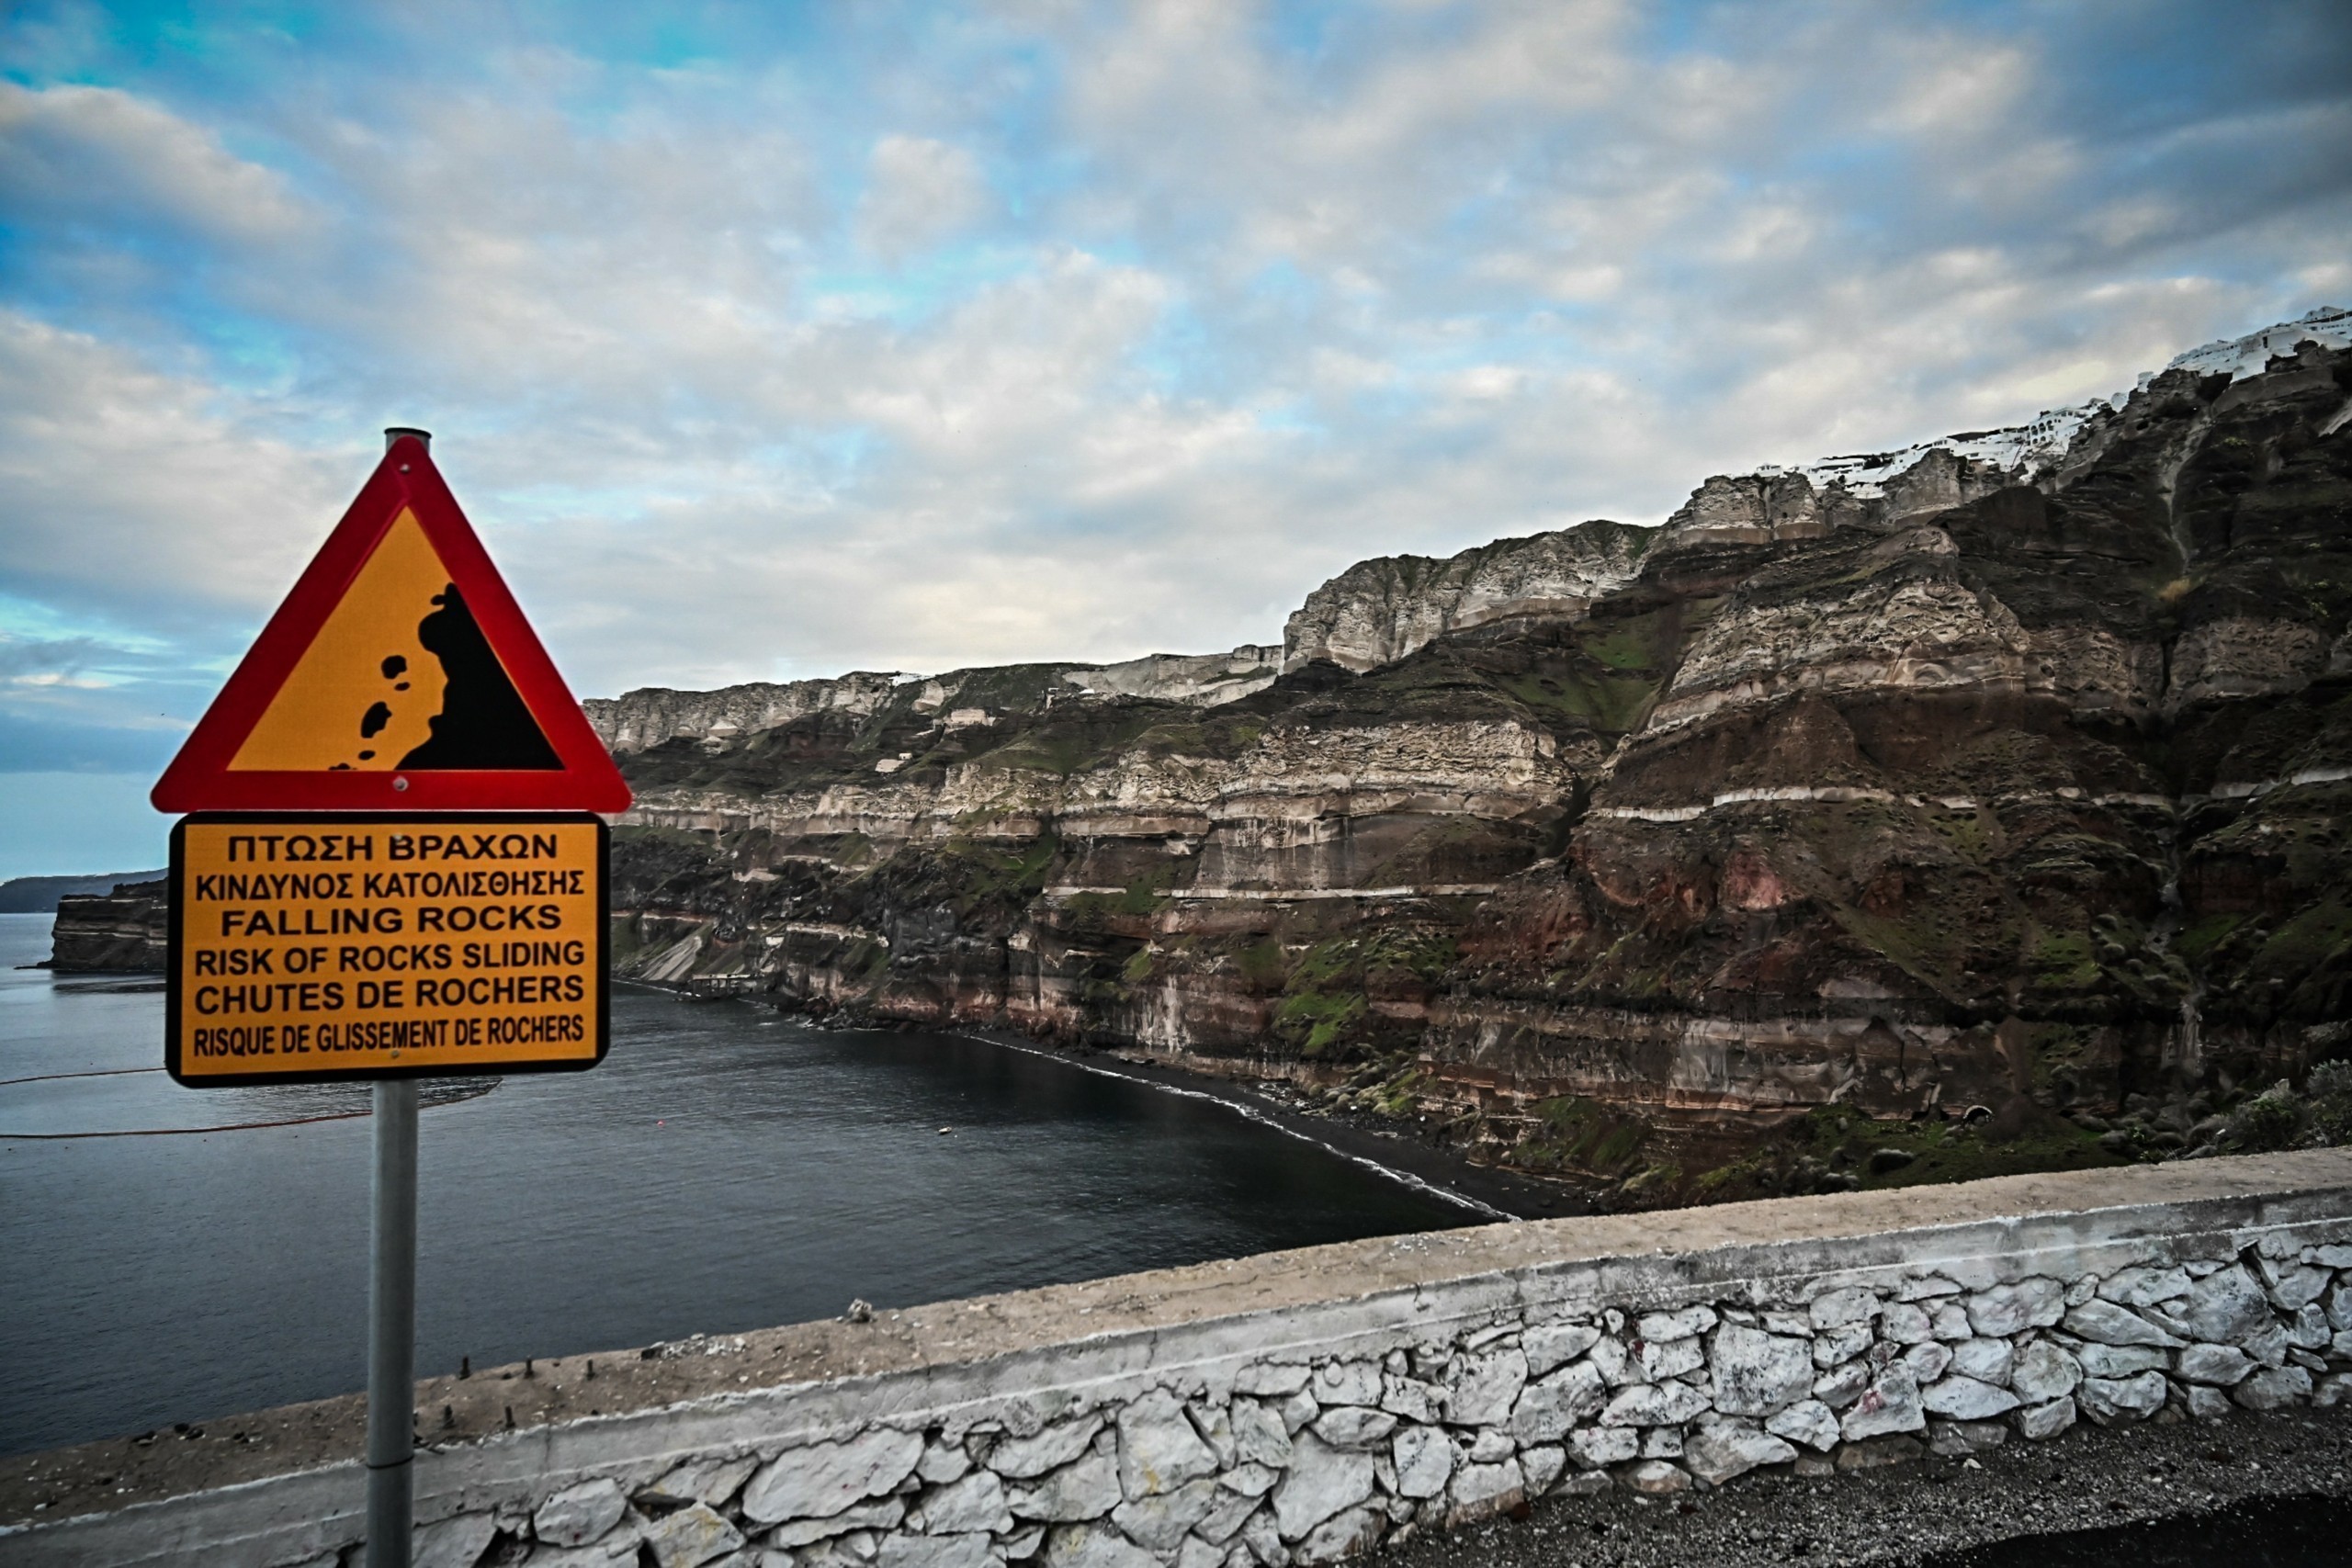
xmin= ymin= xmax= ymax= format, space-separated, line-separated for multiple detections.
xmin=153 ymin=433 xmax=633 ymax=813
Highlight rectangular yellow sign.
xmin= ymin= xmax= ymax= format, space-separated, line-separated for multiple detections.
xmin=167 ymin=812 xmax=608 ymax=1084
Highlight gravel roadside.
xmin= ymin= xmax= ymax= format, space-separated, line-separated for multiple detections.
xmin=1379 ymin=1405 xmax=2352 ymax=1568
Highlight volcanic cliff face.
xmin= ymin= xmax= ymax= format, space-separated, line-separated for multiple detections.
xmin=597 ymin=310 xmax=2352 ymax=1199
xmin=46 ymin=882 xmax=168 ymax=971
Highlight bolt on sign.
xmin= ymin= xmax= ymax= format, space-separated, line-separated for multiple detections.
xmin=153 ymin=432 xmax=632 ymax=1085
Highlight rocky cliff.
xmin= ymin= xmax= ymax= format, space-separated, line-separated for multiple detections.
xmin=46 ymin=881 xmax=167 ymax=971
xmin=601 ymin=309 xmax=2352 ymax=1202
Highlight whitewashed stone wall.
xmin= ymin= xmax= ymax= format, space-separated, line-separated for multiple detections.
xmin=8 ymin=1153 xmax=2352 ymax=1568
xmin=450 ymin=1245 xmax=2352 ymax=1568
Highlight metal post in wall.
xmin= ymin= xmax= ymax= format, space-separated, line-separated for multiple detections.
xmin=366 ymin=1077 xmax=419 ymax=1566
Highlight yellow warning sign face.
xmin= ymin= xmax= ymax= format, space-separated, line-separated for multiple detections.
xmin=167 ymin=813 xmax=607 ymax=1084
xmin=228 ymin=508 xmax=560 ymax=774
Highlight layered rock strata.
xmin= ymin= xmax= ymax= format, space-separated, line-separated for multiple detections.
xmin=601 ymin=318 xmax=2352 ymax=1197
xmin=44 ymin=881 xmax=166 ymax=971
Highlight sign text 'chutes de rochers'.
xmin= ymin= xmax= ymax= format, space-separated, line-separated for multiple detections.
xmin=153 ymin=433 xmax=629 ymax=1085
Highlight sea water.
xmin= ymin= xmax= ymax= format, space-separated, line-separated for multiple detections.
xmin=0 ymin=912 xmax=1467 ymax=1454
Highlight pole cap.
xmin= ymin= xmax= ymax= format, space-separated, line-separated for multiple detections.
xmin=384 ymin=427 xmax=432 ymax=452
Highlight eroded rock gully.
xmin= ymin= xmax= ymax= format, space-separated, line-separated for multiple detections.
xmin=593 ymin=319 xmax=2352 ymax=1205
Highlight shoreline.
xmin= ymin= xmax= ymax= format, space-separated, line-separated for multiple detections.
xmin=624 ymin=980 xmax=1594 ymax=1225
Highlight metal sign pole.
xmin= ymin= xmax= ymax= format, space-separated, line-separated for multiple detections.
xmin=366 ymin=1077 xmax=418 ymax=1566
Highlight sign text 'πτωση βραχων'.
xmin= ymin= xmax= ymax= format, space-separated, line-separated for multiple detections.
xmin=166 ymin=813 xmax=608 ymax=1084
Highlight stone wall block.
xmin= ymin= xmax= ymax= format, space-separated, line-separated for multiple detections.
xmin=1901 ymin=1342 xmax=1952 ymax=1385
xmin=2257 ymin=1258 xmax=2333 ymax=1312
xmin=1006 ymin=1452 xmax=1125 ymax=1523
xmin=643 ymin=1503 xmax=747 ymax=1568
xmin=1519 ymin=1445 xmax=1566 ymax=1497
xmin=1919 ymin=1376 xmax=2019 ymax=1420
xmin=1270 ymin=1436 xmax=1375 ymax=1541
xmin=2176 ymin=1343 xmax=2255 ymax=1385
xmin=1118 ymin=1392 xmax=1223 ymax=1500
xmin=413 ymin=1511 xmax=499 ymax=1568
xmin=1681 ymin=1419 xmax=1796 ymax=1486
xmin=1637 ymin=1337 xmax=1704 ymax=1381
xmin=2009 ymin=1342 xmax=2081 ymax=1403
xmin=1228 ymin=1401 xmax=1293 ymax=1470
xmin=1837 ymin=1366 xmax=1924 ymax=1441
xmin=1809 ymin=1288 xmax=1878 ymax=1330
xmin=1307 ymin=1364 xmax=1382 ymax=1409
xmin=1964 ymin=1278 xmax=2064 ymax=1337
xmin=1186 ymin=1404 xmax=1238 ymax=1471
xmin=2234 ymin=1366 xmax=2315 ymax=1411
xmin=1044 ymin=1521 xmax=1157 ymax=1568
xmin=1634 ymin=1306 xmax=1717 ymax=1343
xmin=1708 ymin=1324 xmax=1812 ymax=1416
xmin=2326 ymin=1284 xmax=2352 ymax=1333
xmin=747 ymin=1432 xmax=928 ymax=1526
xmin=1306 ymin=1407 xmax=1396 ymax=1451
xmin=1522 ymin=1324 xmax=1601 ymax=1377
xmin=1880 ymin=1303 xmax=1933 ymax=1344
xmin=1566 ymin=1427 xmax=1638 ymax=1469
xmin=1442 ymin=1348 xmax=1528 ymax=1427
xmin=2077 ymin=1371 xmax=2167 ymax=1425
xmin=2071 ymin=1343 xmax=2169 ymax=1379
xmin=2063 ymin=1301 xmax=2183 ymax=1348
xmin=1232 ymin=1366 xmax=1310 ymax=1399
xmin=1388 ymin=1427 xmax=1453 ymax=1499
xmin=1294 ymin=1506 xmax=1383 ymax=1567
xmin=2151 ymin=1265 xmax=2271 ymax=1344
xmin=1762 ymin=1400 xmax=1838 ymax=1451
xmin=1621 ymin=1460 xmax=1690 ymax=1495
xmin=1927 ymin=1419 xmax=2008 ymax=1458
xmin=1441 ymin=1459 xmax=1524 ymax=1526
xmin=1236 ymin=1506 xmax=1285 ymax=1568
xmin=1110 ymin=1478 xmax=1221 ymax=1551
xmin=1812 ymin=1323 xmax=1871 ymax=1369
xmin=1193 ymin=1489 xmax=1261 ymax=1545
xmin=1376 ymin=1374 xmax=1441 ymax=1423
xmin=1585 ymin=1336 xmax=1636 ymax=1387
xmin=1464 ymin=1429 xmax=1512 ymax=1463
xmin=1948 ymin=1338 xmax=2013 ymax=1386
xmin=2288 ymin=1304 xmax=2333 ymax=1350
xmin=1219 ymin=1463 xmax=1281 ymax=1498
xmin=1812 ymin=1360 xmax=1871 ymax=1409
xmin=2097 ymin=1267 xmax=2190 ymax=1309
xmin=1929 ymin=1304 xmax=1973 ymax=1341
xmin=536 ymin=1479 xmax=631 ymax=1548
xmin=1599 ymin=1379 xmax=1709 ymax=1428
xmin=1509 ymin=1359 xmax=1607 ymax=1442
xmin=911 ymin=1472 xmax=1013 ymax=1536
xmin=764 ymin=1499 xmax=906 ymax=1548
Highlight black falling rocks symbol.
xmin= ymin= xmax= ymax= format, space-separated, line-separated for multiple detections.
xmin=396 ymin=583 xmax=560 ymax=771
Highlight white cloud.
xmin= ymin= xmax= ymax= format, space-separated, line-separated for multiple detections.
xmin=856 ymin=134 xmax=990 ymax=261
xmin=0 ymin=312 xmax=357 ymax=634
xmin=0 ymin=81 xmax=312 ymax=243
xmin=0 ymin=1 xmax=2345 ymax=735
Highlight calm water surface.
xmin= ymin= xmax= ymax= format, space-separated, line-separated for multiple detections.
xmin=0 ymin=913 xmax=1467 ymax=1455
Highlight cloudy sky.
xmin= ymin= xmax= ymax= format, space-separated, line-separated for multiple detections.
xmin=3 ymin=1 xmax=2348 ymax=876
